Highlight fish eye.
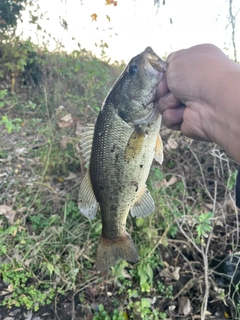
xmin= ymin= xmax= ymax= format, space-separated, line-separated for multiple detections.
xmin=129 ymin=64 xmax=138 ymax=76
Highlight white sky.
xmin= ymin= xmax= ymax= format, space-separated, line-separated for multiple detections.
xmin=19 ymin=0 xmax=240 ymax=62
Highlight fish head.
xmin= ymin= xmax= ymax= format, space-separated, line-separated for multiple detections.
xmin=107 ymin=47 xmax=166 ymax=125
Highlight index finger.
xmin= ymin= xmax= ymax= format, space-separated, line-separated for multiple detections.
xmin=157 ymin=79 xmax=169 ymax=97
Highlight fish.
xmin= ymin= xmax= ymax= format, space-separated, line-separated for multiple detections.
xmin=78 ymin=47 xmax=166 ymax=271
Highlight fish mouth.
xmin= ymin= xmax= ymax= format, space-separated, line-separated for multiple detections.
xmin=133 ymin=47 xmax=166 ymax=125
xmin=143 ymin=47 xmax=167 ymax=76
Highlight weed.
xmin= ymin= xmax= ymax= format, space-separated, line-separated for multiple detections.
xmin=92 ymin=304 xmax=126 ymax=320
xmin=0 ymin=36 xmax=239 ymax=319
xmin=136 ymin=261 xmax=153 ymax=292
xmin=227 ymin=169 xmax=238 ymax=190
xmin=0 ymin=89 xmax=8 ymax=107
xmin=195 ymin=212 xmax=213 ymax=240
xmin=0 ymin=261 xmax=55 ymax=311
xmin=157 ymin=281 xmax=173 ymax=299
xmin=129 ymin=296 xmax=166 ymax=320
xmin=0 ymin=115 xmax=23 ymax=134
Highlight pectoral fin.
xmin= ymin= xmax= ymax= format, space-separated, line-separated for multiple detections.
xmin=130 ymin=187 xmax=155 ymax=218
xmin=79 ymin=124 xmax=95 ymax=166
xmin=78 ymin=169 xmax=98 ymax=219
xmin=154 ymin=134 xmax=164 ymax=165
xmin=124 ymin=128 xmax=145 ymax=161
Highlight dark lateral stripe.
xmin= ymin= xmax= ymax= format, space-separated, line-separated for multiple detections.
xmin=236 ymin=166 xmax=240 ymax=208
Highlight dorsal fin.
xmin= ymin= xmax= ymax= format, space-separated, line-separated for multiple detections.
xmin=79 ymin=124 xmax=95 ymax=166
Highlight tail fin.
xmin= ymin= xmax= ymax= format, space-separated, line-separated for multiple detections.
xmin=96 ymin=233 xmax=139 ymax=271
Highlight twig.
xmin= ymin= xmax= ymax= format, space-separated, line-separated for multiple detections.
xmin=228 ymin=0 xmax=238 ymax=62
xmin=173 ymin=276 xmax=204 ymax=301
xmin=200 ymin=180 xmax=217 ymax=319
xmin=229 ymin=192 xmax=239 ymax=250
xmin=189 ymin=146 xmax=214 ymax=202
xmin=75 ymin=276 xmax=100 ymax=294
xmin=147 ymin=225 xmax=170 ymax=258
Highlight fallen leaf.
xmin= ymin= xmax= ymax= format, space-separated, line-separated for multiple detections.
xmin=163 ymin=175 xmax=177 ymax=188
xmin=55 ymin=105 xmax=65 ymax=112
xmin=106 ymin=0 xmax=117 ymax=5
xmin=0 ymin=290 xmax=10 ymax=296
xmin=91 ymin=13 xmax=97 ymax=21
xmin=160 ymin=266 xmax=181 ymax=280
xmin=75 ymin=121 xmax=84 ymax=136
xmin=0 ymin=173 xmax=8 ymax=177
xmin=64 ymin=172 xmax=78 ymax=180
xmin=167 ymin=137 xmax=178 ymax=149
xmin=60 ymin=136 xmax=72 ymax=149
xmin=178 ymin=296 xmax=191 ymax=315
xmin=168 ymin=305 xmax=176 ymax=312
xmin=0 ymin=205 xmax=16 ymax=224
xmin=58 ymin=113 xmax=74 ymax=128
xmin=7 ymin=284 xmax=14 ymax=293
xmin=15 ymin=148 xmax=27 ymax=154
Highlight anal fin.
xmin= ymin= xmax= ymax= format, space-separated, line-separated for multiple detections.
xmin=78 ymin=169 xmax=98 ymax=219
xmin=130 ymin=187 xmax=155 ymax=218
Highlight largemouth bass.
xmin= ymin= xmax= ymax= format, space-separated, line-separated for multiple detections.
xmin=78 ymin=47 xmax=166 ymax=271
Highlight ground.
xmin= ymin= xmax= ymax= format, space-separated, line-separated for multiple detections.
xmin=0 ymin=48 xmax=240 ymax=320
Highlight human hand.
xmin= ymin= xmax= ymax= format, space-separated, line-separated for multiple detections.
xmin=158 ymin=44 xmax=240 ymax=163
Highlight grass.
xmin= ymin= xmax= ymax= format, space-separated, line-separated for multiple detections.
xmin=0 ymin=39 xmax=240 ymax=319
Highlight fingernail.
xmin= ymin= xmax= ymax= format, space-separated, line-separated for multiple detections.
xmin=166 ymin=93 xmax=175 ymax=104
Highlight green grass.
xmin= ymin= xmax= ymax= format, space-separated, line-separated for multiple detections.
xmin=0 ymin=38 xmax=239 ymax=319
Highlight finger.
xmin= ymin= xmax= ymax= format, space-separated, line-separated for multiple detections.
xmin=158 ymin=92 xmax=182 ymax=114
xmin=157 ymin=79 xmax=169 ymax=97
xmin=162 ymin=105 xmax=185 ymax=129
xmin=166 ymin=51 xmax=175 ymax=64
xmin=166 ymin=49 xmax=181 ymax=64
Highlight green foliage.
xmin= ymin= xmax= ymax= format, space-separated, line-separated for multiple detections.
xmin=0 ymin=115 xmax=22 ymax=134
xmin=137 ymin=261 xmax=153 ymax=292
xmin=0 ymin=38 xmax=43 ymax=86
xmin=0 ymin=0 xmax=27 ymax=33
xmin=0 ymin=36 xmax=234 ymax=318
xmin=157 ymin=281 xmax=173 ymax=299
xmin=93 ymin=304 xmax=126 ymax=320
xmin=195 ymin=212 xmax=213 ymax=240
xmin=0 ymin=89 xmax=8 ymax=107
xmin=128 ymin=295 xmax=166 ymax=320
xmin=227 ymin=169 xmax=238 ymax=190
xmin=147 ymin=167 xmax=179 ymax=238
xmin=0 ymin=261 xmax=55 ymax=311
